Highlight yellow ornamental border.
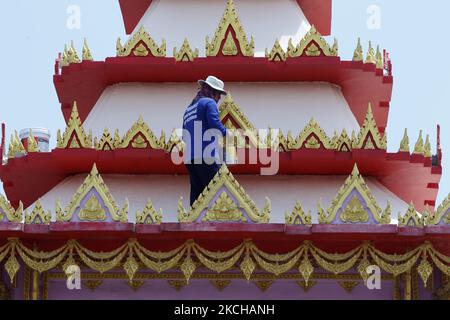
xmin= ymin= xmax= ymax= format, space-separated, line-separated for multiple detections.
xmin=0 ymin=239 xmax=447 ymax=287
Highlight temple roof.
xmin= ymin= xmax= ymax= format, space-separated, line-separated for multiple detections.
xmin=118 ymin=0 xmax=332 ymax=36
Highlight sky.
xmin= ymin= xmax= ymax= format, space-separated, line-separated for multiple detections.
xmin=0 ymin=0 xmax=449 ymax=205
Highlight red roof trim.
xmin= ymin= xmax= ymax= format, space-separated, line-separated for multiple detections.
xmin=118 ymin=0 xmax=332 ymax=36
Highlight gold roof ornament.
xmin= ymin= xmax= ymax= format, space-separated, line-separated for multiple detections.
xmin=61 ymin=41 xmax=81 ymax=67
xmin=82 ymin=38 xmax=93 ymax=61
xmin=57 ymin=102 xmax=93 ymax=149
xmin=136 ymin=199 xmax=163 ymax=225
xmin=365 ymin=41 xmax=376 ymax=64
xmin=95 ymin=128 xmax=115 ymax=151
xmin=425 ymin=194 xmax=450 ymax=226
xmin=399 ymin=129 xmax=410 ymax=153
xmin=27 ymin=129 xmax=39 ymax=153
xmin=354 ymin=103 xmax=387 ymax=150
xmin=25 ymin=199 xmax=51 ymax=225
xmin=353 ymin=38 xmax=364 ymax=62
xmin=375 ymin=45 xmax=383 ymax=69
xmin=165 ymin=129 xmax=184 ymax=153
xmin=56 ymin=164 xmax=128 ymax=223
xmin=413 ymin=130 xmax=425 ymax=155
xmin=173 ymin=39 xmax=199 ymax=62
xmin=118 ymin=116 xmax=165 ymax=150
xmin=265 ymin=39 xmax=287 ymax=62
xmin=0 ymin=195 xmax=22 ymax=223
xmin=205 ymin=0 xmax=254 ymax=57
xmin=275 ymin=130 xmax=289 ymax=152
xmin=287 ymin=26 xmax=338 ymax=57
xmin=320 ymin=164 xmax=390 ymax=224
xmin=424 ymin=134 xmax=432 ymax=157
xmin=398 ymin=203 xmax=424 ymax=227
xmin=7 ymin=132 xmax=26 ymax=159
xmin=285 ymin=201 xmax=312 ymax=226
xmin=288 ymin=118 xmax=331 ymax=150
xmin=178 ymin=165 xmax=270 ymax=223
xmin=335 ymin=129 xmax=353 ymax=152
xmin=117 ymin=26 xmax=166 ymax=57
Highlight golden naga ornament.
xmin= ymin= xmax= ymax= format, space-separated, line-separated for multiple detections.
xmin=285 ymin=201 xmax=312 ymax=226
xmin=413 ymin=130 xmax=425 ymax=155
xmin=399 ymin=128 xmax=410 ymax=152
xmin=425 ymin=194 xmax=450 ymax=226
xmin=27 ymin=129 xmax=39 ymax=153
xmin=353 ymin=103 xmax=387 ymax=150
xmin=0 ymin=195 xmax=23 ymax=223
xmin=353 ymin=38 xmax=364 ymax=62
xmin=61 ymin=41 xmax=81 ymax=67
xmin=398 ymin=203 xmax=424 ymax=227
xmin=365 ymin=41 xmax=376 ymax=64
xmin=173 ymin=38 xmax=199 ymax=62
xmin=56 ymin=164 xmax=128 ymax=223
xmin=179 ymin=165 xmax=270 ymax=223
xmin=321 ymin=164 xmax=391 ymax=224
xmin=203 ymin=192 xmax=247 ymax=222
xmin=205 ymin=0 xmax=254 ymax=57
xmin=288 ymin=118 xmax=331 ymax=150
xmin=265 ymin=39 xmax=287 ymax=62
xmin=118 ymin=116 xmax=165 ymax=150
xmin=25 ymin=200 xmax=51 ymax=225
xmin=57 ymin=102 xmax=93 ymax=149
xmin=7 ymin=132 xmax=26 ymax=159
xmin=117 ymin=26 xmax=166 ymax=57
xmin=82 ymin=38 xmax=93 ymax=61
xmin=287 ymin=26 xmax=338 ymax=58
xmin=136 ymin=199 xmax=163 ymax=225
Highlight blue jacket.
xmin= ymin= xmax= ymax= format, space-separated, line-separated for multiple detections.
xmin=182 ymin=97 xmax=227 ymax=163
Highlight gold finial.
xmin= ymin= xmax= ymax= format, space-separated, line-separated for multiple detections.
xmin=265 ymin=39 xmax=287 ymax=62
xmin=173 ymin=38 xmax=199 ymax=62
xmin=353 ymin=38 xmax=364 ymax=62
xmin=413 ymin=130 xmax=424 ymax=155
xmin=354 ymin=103 xmax=386 ymax=150
xmin=288 ymin=25 xmax=337 ymax=57
xmin=27 ymin=129 xmax=39 ymax=153
xmin=375 ymin=45 xmax=383 ymax=69
xmin=57 ymin=101 xmax=92 ymax=149
xmin=82 ymin=38 xmax=93 ymax=61
xmin=117 ymin=26 xmax=166 ymax=57
xmin=424 ymin=134 xmax=432 ymax=158
xmin=399 ymin=129 xmax=410 ymax=153
xmin=15 ymin=131 xmax=25 ymax=154
xmin=365 ymin=41 xmax=376 ymax=64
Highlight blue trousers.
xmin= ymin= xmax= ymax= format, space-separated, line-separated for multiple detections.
xmin=185 ymin=162 xmax=221 ymax=206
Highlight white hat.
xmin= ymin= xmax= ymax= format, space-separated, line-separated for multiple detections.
xmin=198 ymin=75 xmax=227 ymax=95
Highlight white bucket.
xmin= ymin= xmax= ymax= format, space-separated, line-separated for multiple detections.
xmin=19 ymin=128 xmax=51 ymax=152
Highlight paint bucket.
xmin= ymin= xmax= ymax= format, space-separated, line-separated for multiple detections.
xmin=19 ymin=128 xmax=51 ymax=152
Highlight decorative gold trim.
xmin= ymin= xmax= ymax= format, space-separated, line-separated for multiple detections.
xmin=425 ymin=194 xmax=449 ymax=226
xmin=168 ymin=280 xmax=187 ymax=292
xmin=82 ymin=38 xmax=93 ymax=61
xmin=136 ymin=199 xmax=163 ymax=225
xmin=334 ymin=129 xmax=353 ymax=152
xmin=320 ymin=164 xmax=390 ymax=224
xmin=57 ymin=102 xmax=92 ymax=149
xmin=353 ymin=38 xmax=364 ymax=62
xmin=424 ymin=134 xmax=432 ymax=157
xmin=127 ymin=280 xmax=145 ymax=291
xmin=85 ymin=280 xmax=103 ymax=291
xmin=203 ymin=192 xmax=247 ymax=223
xmin=399 ymin=129 xmax=410 ymax=152
xmin=338 ymin=280 xmax=359 ymax=293
xmin=353 ymin=104 xmax=386 ymax=150
xmin=24 ymin=266 xmax=31 ymax=301
xmin=179 ymin=165 xmax=270 ymax=223
xmin=376 ymin=45 xmax=383 ymax=69
xmin=210 ymin=280 xmax=231 ymax=292
xmin=0 ymin=195 xmax=22 ymax=223
xmin=118 ymin=116 xmax=164 ymax=150
xmin=117 ymin=26 xmax=166 ymax=57
xmin=205 ymin=0 xmax=254 ymax=57
xmin=95 ymin=128 xmax=115 ymax=151
xmin=25 ymin=200 xmax=51 ymax=225
xmin=253 ymin=280 xmax=273 ymax=292
xmin=288 ymin=118 xmax=331 ymax=150
xmin=413 ymin=130 xmax=425 ymax=155
xmin=265 ymin=39 xmax=287 ymax=62
xmin=8 ymin=132 xmax=26 ymax=158
xmin=398 ymin=203 xmax=424 ymax=227
xmin=365 ymin=41 xmax=376 ymax=64
xmin=296 ymin=280 xmax=317 ymax=292
xmin=27 ymin=129 xmax=39 ymax=153
xmin=56 ymin=164 xmax=128 ymax=223
xmin=61 ymin=41 xmax=81 ymax=67
xmin=287 ymin=26 xmax=338 ymax=57
xmin=285 ymin=201 xmax=312 ymax=226
xmin=173 ymin=38 xmax=199 ymax=62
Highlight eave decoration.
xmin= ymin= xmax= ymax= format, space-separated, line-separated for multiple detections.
xmin=399 ymin=129 xmax=410 ymax=153
xmin=285 ymin=201 xmax=312 ymax=226
xmin=425 ymin=194 xmax=450 ymax=226
xmin=173 ymin=39 xmax=199 ymax=62
xmin=287 ymin=26 xmax=338 ymax=58
xmin=287 ymin=118 xmax=331 ymax=150
xmin=318 ymin=164 xmax=391 ymax=224
xmin=7 ymin=131 xmax=26 ymax=159
xmin=61 ymin=41 xmax=80 ymax=67
xmin=94 ymin=128 xmax=116 ymax=151
xmin=178 ymin=165 xmax=270 ymax=223
xmin=0 ymin=195 xmax=22 ymax=223
xmin=56 ymin=164 xmax=128 ymax=223
xmin=136 ymin=199 xmax=163 ymax=225
xmin=398 ymin=203 xmax=424 ymax=227
xmin=117 ymin=26 xmax=166 ymax=58
xmin=57 ymin=102 xmax=93 ymax=149
xmin=27 ymin=129 xmax=39 ymax=153
xmin=266 ymin=39 xmax=287 ymax=62
xmin=117 ymin=116 xmax=165 ymax=150
xmin=353 ymin=104 xmax=387 ymax=150
xmin=25 ymin=200 xmax=51 ymax=225
xmin=82 ymin=38 xmax=93 ymax=61
xmin=205 ymin=0 xmax=254 ymax=57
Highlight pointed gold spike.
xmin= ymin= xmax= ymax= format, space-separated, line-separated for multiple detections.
xmin=353 ymin=38 xmax=364 ymax=62
xmin=399 ymin=129 xmax=410 ymax=153
xmin=413 ymin=130 xmax=424 ymax=155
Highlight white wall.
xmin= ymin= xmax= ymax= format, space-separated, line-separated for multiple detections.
xmin=84 ymin=82 xmax=360 ymax=138
xmin=134 ymin=0 xmax=311 ymax=57
xmin=32 ymin=174 xmax=407 ymax=224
